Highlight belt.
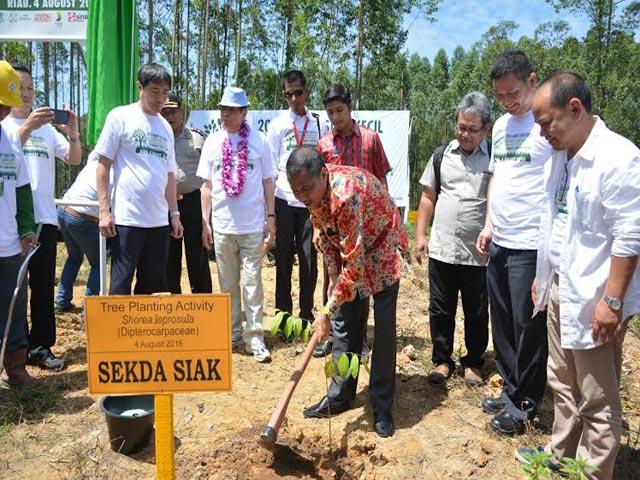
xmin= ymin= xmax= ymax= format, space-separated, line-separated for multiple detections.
xmin=177 ymin=189 xmax=200 ymax=201
xmin=64 ymin=205 xmax=98 ymax=224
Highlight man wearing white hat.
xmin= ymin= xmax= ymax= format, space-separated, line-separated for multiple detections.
xmin=197 ymin=86 xmax=276 ymax=362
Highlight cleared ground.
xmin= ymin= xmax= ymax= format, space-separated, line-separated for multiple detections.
xmin=0 ymin=244 xmax=638 ymax=479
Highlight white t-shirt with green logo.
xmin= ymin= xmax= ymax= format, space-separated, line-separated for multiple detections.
xmin=2 ymin=116 xmax=69 ymax=226
xmin=489 ymin=111 xmax=553 ymax=250
xmin=94 ymin=103 xmax=177 ymax=228
xmin=0 ymin=123 xmax=31 ymax=257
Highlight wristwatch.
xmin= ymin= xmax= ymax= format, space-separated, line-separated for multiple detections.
xmin=170 ymin=210 xmax=180 ymax=218
xmin=603 ymin=293 xmax=623 ymax=311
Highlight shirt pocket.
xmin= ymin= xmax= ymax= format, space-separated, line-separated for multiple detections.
xmin=575 ymin=189 xmax=605 ymax=236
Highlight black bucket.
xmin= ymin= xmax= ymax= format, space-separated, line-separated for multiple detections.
xmin=100 ymin=395 xmax=155 ymax=455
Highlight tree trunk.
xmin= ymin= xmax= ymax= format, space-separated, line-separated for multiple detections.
xmin=355 ymin=0 xmax=365 ymax=108
xmin=43 ymin=43 xmax=50 ymax=107
xmin=147 ymin=0 xmax=154 ymax=63
xmin=284 ymin=0 xmax=293 ymax=69
xmin=235 ymin=0 xmax=242 ymax=85
xmin=200 ymin=0 xmax=211 ymax=108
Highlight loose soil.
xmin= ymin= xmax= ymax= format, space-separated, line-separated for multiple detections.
xmin=0 ymin=246 xmax=638 ymax=479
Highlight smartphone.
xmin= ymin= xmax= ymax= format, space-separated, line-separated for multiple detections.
xmin=51 ymin=109 xmax=70 ymax=125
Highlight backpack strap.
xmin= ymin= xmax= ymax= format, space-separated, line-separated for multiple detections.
xmin=432 ymin=144 xmax=447 ymax=198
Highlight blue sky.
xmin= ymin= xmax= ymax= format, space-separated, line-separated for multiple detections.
xmin=404 ymin=1 xmax=591 ymax=61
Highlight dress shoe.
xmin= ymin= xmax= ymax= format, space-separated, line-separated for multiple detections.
xmin=463 ymin=367 xmax=483 ymax=386
xmin=490 ymin=411 xmax=525 ymax=436
xmin=303 ymin=396 xmax=351 ymax=418
xmin=481 ymin=396 xmax=506 ymax=415
xmin=373 ymin=413 xmax=394 ymax=438
xmin=312 ymin=339 xmax=333 ymax=358
xmin=427 ymin=363 xmax=452 ymax=385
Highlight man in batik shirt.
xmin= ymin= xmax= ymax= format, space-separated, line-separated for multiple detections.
xmin=287 ymin=147 xmax=403 ymax=438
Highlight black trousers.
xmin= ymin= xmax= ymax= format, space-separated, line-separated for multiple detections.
xmin=274 ymin=197 xmax=317 ymax=320
xmin=487 ymin=242 xmax=547 ymax=414
xmin=109 ymin=225 xmax=170 ymax=295
xmin=166 ymin=190 xmax=212 ymax=294
xmin=428 ymin=257 xmax=489 ymax=370
xmin=27 ymin=223 xmax=57 ymax=349
xmin=328 ymin=281 xmax=399 ymax=416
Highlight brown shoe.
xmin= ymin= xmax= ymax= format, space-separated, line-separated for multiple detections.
xmin=428 ymin=363 xmax=452 ymax=385
xmin=464 ymin=367 xmax=483 ymax=386
xmin=0 ymin=348 xmax=39 ymax=389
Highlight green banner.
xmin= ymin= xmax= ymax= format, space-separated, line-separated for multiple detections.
xmin=86 ymin=0 xmax=139 ymax=145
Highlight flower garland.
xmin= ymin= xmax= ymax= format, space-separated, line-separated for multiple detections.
xmin=221 ymin=120 xmax=250 ymax=197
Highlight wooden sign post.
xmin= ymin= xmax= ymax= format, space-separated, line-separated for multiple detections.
xmin=85 ymin=294 xmax=231 ymax=479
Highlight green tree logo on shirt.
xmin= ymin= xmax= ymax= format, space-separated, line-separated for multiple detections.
xmin=132 ymin=129 xmax=149 ymax=153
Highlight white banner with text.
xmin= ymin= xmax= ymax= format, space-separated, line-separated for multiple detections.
xmin=187 ymin=110 xmax=410 ymax=208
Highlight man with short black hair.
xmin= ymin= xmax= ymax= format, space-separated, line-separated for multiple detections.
xmin=267 ymin=70 xmax=319 ymax=326
xmin=162 ymin=92 xmax=212 ymax=294
xmin=415 ymin=91 xmax=492 ymax=387
xmin=288 ymin=147 xmax=403 ymax=438
xmin=96 ymin=63 xmax=183 ymax=295
xmin=475 ymin=50 xmax=552 ymax=435
xmin=516 ymin=72 xmax=640 ymax=479
xmin=2 ymin=63 xmax=81 ymax=370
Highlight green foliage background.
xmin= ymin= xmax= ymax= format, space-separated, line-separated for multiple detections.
xmin=1 ymin=0 xmax=638 ymax=207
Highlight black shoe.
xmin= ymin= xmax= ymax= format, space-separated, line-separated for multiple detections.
xmin=482 ymin=396 xmax=506 ymax=415
xmin=303 ymin=396 xmax=351 ymax=418
xmin=312 ymin=339 xmax=333 ymax=358
xmin=27 ymin=347 xmax=65 ymax=370
xmin=490 ymin=411 xmax=525 ymax=436
xmin=55 ymin=303 xmax=75 ymax=313
xmin=373 ymin=413 xmax=394 ymax=438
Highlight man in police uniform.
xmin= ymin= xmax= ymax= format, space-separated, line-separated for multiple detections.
xmin=162 ymin=93 xmax=212 ymax=293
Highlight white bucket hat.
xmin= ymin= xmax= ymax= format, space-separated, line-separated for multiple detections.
xmin=218 ymin=86 xmax=250 ymax=108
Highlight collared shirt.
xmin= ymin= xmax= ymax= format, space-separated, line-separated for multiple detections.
xmin=267 ymin=109 xmax=321 ymax=207
xmin=317 ymin=120 xmax=391 ymax=182
xmin=534 ymin=118 xmax=640 ymax=349
xmin=309 ymin=164 xmax=404 ymax=312
xmin=174 ymin=127 xmax=205 ymax=195
xmin=419 ymin=138 xmax=491 ymax=266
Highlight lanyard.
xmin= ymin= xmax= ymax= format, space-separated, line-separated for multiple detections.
xmin=292 ymin=116 xmax=309 ymax=148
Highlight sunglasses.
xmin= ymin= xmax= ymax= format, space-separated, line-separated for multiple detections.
xmin=284 ymin=88 xmax=305 ymax=99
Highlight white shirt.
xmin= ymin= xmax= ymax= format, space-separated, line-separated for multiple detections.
xmin=489 ymin=111 xmax=552 ymax=249
xmin=0 ymin=123 xmax=31 ymax=257
xmin=2 ymin=116 xmax=69 ymax=226
xmin=534 ymin=118 xmax=640 ymax=349
xmin=197 ymin=125 xmax=273 ymax=234
xmin=61 ymin=151 xmax=101 ymax=218
xmin=94 ymin=103 xmax=177 ymax=228
xmin=267 ymin=109 xmax=321 ymax=207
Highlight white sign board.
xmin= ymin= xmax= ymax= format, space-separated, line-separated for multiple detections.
xmin=187 ymin=110 xmax=410 ymax=208
xmin=0 ymin=1 xmax=88 ymax=42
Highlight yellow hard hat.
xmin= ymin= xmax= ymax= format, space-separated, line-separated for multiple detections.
xmin=0 ymin=60 xmax=23 ymax=108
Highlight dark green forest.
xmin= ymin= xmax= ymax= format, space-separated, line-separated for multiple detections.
xmin=1 ymin=0 xmax=639 ymax=207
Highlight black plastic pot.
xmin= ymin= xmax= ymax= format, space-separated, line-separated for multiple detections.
xmin=100 ymin=395 xmax=155 ymax=455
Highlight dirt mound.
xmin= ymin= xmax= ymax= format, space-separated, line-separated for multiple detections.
xmin=180 ymin=425 xmax=378 ymax=479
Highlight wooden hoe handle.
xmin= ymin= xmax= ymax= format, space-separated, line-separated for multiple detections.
xmin=261 ymin=330 xmax=321 ymax=443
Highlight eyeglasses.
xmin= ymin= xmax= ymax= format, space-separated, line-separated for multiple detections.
xmin=284 ymin=88 xmax=305 ymax=99
xmin=455 ymin=124 xmax=483 ymax=135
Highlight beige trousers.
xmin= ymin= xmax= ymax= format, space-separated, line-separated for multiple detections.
xmin=546 ymin=279 xmax=623 ymax=480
